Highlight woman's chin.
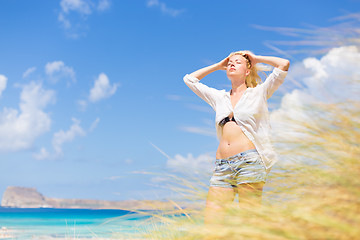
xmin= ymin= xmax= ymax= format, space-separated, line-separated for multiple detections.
xmin=226 ymin=72 xmax=242 ymax=79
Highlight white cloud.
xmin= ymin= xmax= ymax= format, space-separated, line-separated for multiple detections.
xmin=97 ymin=0 xmax=110 ymax=11
xmin=60 ymin=0 xmax=92 ymax=15
xmin=149 ymin=141 xmax=214 ymax=175
xmin=45 ymin=61 xmax=76 ymax=85
xmin=89 ymin=73 xmax=119 ymax=102
xmin=0 ymin=82 xmax=55 ymax=152
xmin=167 ymin=152 xmax=214 ymax=175
xmin=58 ymin=0 xmax=111 ymax=37
xmin=0 ymin=75 xmax=7 ymax=97
xmin=89 ymin=117 xmax=100 ymax=132
xmin=34 ymin=118 xmax=86 ymax=160
xmin=22 ymin=67 xmax=37 ymax=78
xmin=147 ymin=0 xmax=158 ymax=7
xmin=77 ymin=73 xmax=118 ymax=111
xmin=146 ymin=0 xmax=183 ymax=17
xmin=53 ymin=118 xmax=86 ymax=156
xmin=301 ymin=46 xmax=360 ymax=101
xmin=58 ymin=12 xmax=72 ymax=30
xmin=45 ymin=61 xmax=66 ymax=74
xmin=270 ymin=45 xmax=360 ymax=147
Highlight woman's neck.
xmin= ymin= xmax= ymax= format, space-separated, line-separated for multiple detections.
xmin=231 ymin=81 xmax=247 ymax=95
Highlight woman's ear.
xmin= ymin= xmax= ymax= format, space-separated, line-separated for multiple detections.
xmin=245 ymin=69 xmax=251 ymax=76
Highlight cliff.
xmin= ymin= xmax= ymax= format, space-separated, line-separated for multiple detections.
xmin=1 ymin=186 xmax=48 ymax=208
xmin=1 ymin=186 xmax=175 ymax=210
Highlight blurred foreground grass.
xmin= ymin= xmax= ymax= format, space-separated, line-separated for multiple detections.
xmin=123 ymin=101 xmax=359 ymax=240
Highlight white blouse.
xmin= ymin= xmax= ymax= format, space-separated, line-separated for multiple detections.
xmin=183 ymin=68 xmax=288 ymax=170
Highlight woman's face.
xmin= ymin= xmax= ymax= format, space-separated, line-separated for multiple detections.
xmin=226 ymin=54 xmax=250 ymax=79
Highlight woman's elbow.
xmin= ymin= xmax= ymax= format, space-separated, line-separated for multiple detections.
xmin=279 ymin=60 xmax=290 ymax=71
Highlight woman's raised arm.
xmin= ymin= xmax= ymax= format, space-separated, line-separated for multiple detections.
xmin=245 ymin=52 xmax=290 ymax=71
xmin=189 ymin=56 xmax=229 ymax=80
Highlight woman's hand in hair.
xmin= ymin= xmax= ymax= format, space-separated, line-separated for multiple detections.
xmin=243 ymin=51 xmax=258 ymax=68
xmin=217 ymin=55 xmax=231 ymax=71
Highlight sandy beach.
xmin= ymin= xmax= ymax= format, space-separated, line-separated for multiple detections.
xmin=0 ymin=227 xmax=14 ymax=239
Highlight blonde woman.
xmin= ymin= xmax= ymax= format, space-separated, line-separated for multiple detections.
xmin=183 ymin=51 xmax=290 ymax=223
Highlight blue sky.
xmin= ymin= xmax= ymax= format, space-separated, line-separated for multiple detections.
xmin=0 ymin=0 xmax=359 ymax=201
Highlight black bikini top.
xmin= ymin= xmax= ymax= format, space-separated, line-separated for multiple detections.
xmin=219 ymin=116 xmax=236 ymax=127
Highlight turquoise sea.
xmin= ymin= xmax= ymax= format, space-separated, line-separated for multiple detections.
xmin=0 ymin=207 xmax=152 ymax=239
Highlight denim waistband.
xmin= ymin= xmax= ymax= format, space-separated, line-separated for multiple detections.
xmin=215 ymin=149 xmax=258 ymax=164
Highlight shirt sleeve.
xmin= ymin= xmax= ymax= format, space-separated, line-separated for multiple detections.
xmin=261 ymin=67 xmax=288 ymax=99
xmin=183 ymin=74 xmax=220 ymax=110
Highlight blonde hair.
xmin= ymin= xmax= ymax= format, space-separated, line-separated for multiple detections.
xmin=229 ymin=51 xmax=262 ymax=88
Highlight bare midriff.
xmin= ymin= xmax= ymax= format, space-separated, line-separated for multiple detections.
xmin=216 ymin=121 xmax=256 ymax=159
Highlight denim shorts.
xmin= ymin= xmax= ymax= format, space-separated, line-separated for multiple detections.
xmin=209 ymin=149 xmax=268 ymax=188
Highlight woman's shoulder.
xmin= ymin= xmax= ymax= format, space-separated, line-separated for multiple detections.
xmin=248 ymin=84 xmax=264 ymax=93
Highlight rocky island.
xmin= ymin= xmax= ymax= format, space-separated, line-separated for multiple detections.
xmin=1 ymin=186 xmax=175 ymax=210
